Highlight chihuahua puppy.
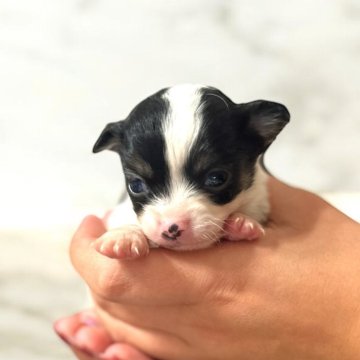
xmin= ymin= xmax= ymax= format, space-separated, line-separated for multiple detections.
xmin=92 ymin=84 xmax=289 ymax=259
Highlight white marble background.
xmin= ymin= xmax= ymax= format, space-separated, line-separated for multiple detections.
xmin=0 ymin=0 xmax=359 ymax=359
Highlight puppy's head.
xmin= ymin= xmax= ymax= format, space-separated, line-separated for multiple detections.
xmin=93 ymin=84 xmax=289 ymax=250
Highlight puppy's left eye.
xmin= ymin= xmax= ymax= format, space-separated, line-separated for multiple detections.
xmin=204 ymin=170 xmax=230 ymax=189
xmin=128 ymin=178 xmax=148 ymax=195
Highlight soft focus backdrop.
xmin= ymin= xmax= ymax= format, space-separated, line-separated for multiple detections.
xmin=0 ymin=1 xmax=359 ymax=359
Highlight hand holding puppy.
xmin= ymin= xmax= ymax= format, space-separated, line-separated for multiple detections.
xmin=55 ymin=178 xmax=360 ymax=360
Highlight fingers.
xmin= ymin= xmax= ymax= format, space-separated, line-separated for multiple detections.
xmin=70 ymin=215 xmax=107 ymax=268
xmin=54 ymin=310 xmax=113 ymax=356
xmin=72 ymin=215 xmax=107 ymax=245
xmin=69 ymin=215 xmax=112 ymax=285
xmin=54 ymin=311 xmax=153 ymax=360
xmin=101 ymin=343 xmax=153 ymax=360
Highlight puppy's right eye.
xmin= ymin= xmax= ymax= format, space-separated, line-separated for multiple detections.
xmin=204 ymin=169 xmax=230 ymax=190
xmin=128 ymin=178 xmax=148 ymax=195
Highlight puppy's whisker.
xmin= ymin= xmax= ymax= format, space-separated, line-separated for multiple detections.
xmin=207 ymin=220 xmax=224 ymax=231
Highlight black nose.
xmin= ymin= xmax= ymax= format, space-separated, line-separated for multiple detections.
xmin=168 ymin=223 xmax=179 ymax=234
xmin=162 ymin=223 xmax=184 ymax=241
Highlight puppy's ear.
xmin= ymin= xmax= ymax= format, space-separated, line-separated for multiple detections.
xmin=238 ymin=100 xmax=290 ymax=148
xmin=93 ymin=121 xmax=125 ymax=153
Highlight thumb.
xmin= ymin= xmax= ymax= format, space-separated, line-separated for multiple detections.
xmin=70 ymin=215 xmax=107 ymax=277
xmin=74 ymin=215 xmax=107 ymax=241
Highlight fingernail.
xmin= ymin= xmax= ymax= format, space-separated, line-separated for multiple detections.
xmin=82 ymin=316 xmax=99 ymax=327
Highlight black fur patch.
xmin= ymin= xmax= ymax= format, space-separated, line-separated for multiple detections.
xmin=93 ymin=85 xmax=289 ymax=212
xmin=183 ymin=87 xmax=262 ymax=205
xmin=118 ymin=89 xmax=171 ymax=214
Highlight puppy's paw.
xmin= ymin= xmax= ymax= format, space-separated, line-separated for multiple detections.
xmin=93 ymin=225 xmax=149 ymax=259
xmin=224 ymin=213 xmax=265 ymax=241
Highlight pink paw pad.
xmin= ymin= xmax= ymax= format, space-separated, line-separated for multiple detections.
xmin=93 ymin=225 xmax=149 ymax=259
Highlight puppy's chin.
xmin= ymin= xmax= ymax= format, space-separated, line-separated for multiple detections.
xmin=146 ymin=227 xmax=223 ymax=251
xmin=137 ymin=194 xmax=231 ymax=251
xmin=153 ymin=239 xmax=219 ymax=251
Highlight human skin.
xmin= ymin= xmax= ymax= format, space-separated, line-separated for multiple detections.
xmin=54 ymin=178 xmax=360 ymax=360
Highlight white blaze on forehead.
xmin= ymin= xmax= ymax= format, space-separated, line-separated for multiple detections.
xmin=162 ymin=84 xmax=204 ymax=184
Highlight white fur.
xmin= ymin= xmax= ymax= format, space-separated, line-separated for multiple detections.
xmin=106 ymin=194 xmax=137 ymax=230
xmin=162 ymin=84 xmax=203 ymax=182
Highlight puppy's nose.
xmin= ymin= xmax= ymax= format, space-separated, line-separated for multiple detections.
xmin=168 ymin=223 xmax=179 ymax=234
xmin=161 ymin=219 xmax=190 ymax=241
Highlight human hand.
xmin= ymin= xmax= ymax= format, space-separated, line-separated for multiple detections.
xmin=54 ymin=212 xmax=262 ymax=359
xmin=55 ymin=178 xmax=360 ymax=360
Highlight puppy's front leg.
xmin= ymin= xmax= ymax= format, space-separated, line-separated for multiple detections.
xmin=93 ymin=225 xmax=150 ymax=259
xmin=223 ymin=213 xmax=265 ymax=242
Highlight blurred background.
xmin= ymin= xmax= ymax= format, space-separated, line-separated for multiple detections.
xmin=0 ymin=0 xmax=359 ymax=358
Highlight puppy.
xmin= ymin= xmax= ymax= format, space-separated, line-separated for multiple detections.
xmin=92 ymin=84 xmax=289 ymax=259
